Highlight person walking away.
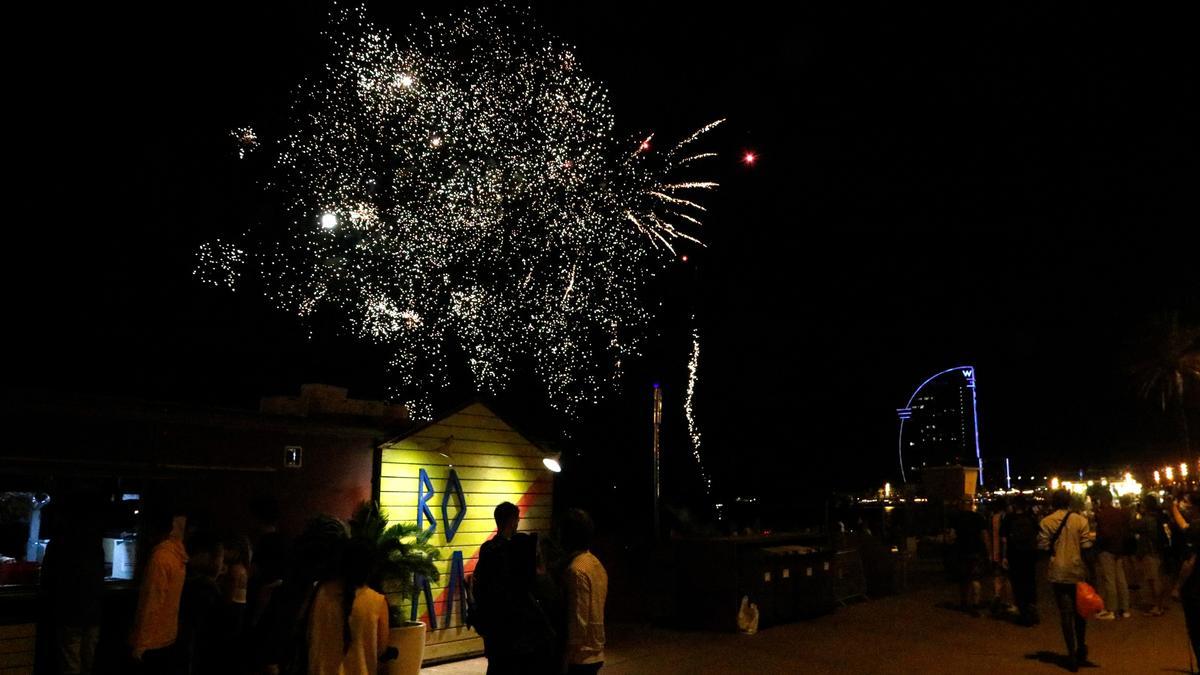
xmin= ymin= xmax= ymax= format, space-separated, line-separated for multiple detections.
xmin=179 ymin=532 xmax=225 ymax=674
xmin=1039 ymin=489 xmax=1095 ymax=672
xmin=562 ymin=509 xmax=607 ymax=675
xmin=130 ymin=505 xmax=190 ymax=673
xmin=988 ymin=497 xmax=1013 ymax=615
xmin=948 ymin=497 xmax=988 ymax=617
xmin=1001 ymin=494 xmax=1040 ymax=626
xmin=1136 ymin=494 xmax=1169 ymax=616
xmin=307 ymin=539 xmax=390 ymax=675
xmin=40 ymin=491 xmax=105 ymax=675
xmin=1170 ymin=492 xmax=1200 ymax=666
xmin=1094 ymin=491 xmax=1132 ymax=620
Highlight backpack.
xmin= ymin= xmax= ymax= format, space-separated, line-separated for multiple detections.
xmin=1005 ymin=511 xmax=1039 ymax=554
xmin=462 ymin=573 xmax=484 ymax=636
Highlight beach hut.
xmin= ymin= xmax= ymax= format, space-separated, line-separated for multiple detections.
xmin=376 ymin=402 xmax=559 ymax=664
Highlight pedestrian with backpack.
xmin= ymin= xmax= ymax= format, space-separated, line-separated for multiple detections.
xmin=1001 ymin=494 xmax=1040 ymax=626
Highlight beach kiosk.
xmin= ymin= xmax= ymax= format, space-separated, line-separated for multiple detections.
xmin=376 ymin=402 xmax=559 ymax=664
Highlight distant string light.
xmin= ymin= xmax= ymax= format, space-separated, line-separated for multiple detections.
xmin=196 ymin=4 xmax=722 ymax=417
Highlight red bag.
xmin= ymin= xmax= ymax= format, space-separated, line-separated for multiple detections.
xmin=1076 ymin=581 xmax=1104 ymax=619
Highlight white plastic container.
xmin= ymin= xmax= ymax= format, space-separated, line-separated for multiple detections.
xmin=111 ymin=539 xmax=137 ymax=580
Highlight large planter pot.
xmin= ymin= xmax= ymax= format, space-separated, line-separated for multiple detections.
xmin=386 ymin=621 xmax=426 ymax=675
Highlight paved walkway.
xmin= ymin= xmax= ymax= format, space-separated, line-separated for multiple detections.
xmin=425 ymin=579 xmax=1196 ymax=674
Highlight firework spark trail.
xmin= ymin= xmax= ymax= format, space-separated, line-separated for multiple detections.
xmin=678 ymin=152 xmax=718 ymax=165
xmin=198 ymin=4 xmax=721 ymax=417
xmin=661 ymin=182 xmax=720 ymax=191
xmin=648 ymin=191 xmax=707 ymax=212
xmin=685 ymin=322 xmax=712 ymax=496
xmin=670 ymin=119 xmax=725 ymax=158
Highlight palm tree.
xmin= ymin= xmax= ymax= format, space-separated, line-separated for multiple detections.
xmin=348 ymin=501 xmax=441 ymax=623
xmin=1132 ymin=313 xmax=1200 ymax=454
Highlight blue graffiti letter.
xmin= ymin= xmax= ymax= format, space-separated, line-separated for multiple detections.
xmin=410 ymin=573 xmax=438 ymax=629
xmin=441 ymin=468 xmax=467 ymax=542
xmin=443 ymin=550 xmax=468 ymax=626
xmin=417 ymin=468 xmax=437 ymax=536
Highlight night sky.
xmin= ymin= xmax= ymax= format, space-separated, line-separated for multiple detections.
xmin=9 ymin=1 xmax=1197 ymax=505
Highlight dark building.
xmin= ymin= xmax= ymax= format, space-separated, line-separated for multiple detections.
xmin=0 ymin=384 xmax=409 ymax=674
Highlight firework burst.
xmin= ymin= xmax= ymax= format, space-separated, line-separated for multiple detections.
xmin=201 ymin=4 xmax=721 ymax=417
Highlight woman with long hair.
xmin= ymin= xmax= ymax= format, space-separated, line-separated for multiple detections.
xmin=307 ymin=539 xmax=390 ymax=675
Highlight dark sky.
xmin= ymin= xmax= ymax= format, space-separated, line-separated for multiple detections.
xmin=9 ymin=1 xmax=1197 ymax=502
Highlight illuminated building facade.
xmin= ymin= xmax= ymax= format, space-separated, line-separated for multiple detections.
xmin=898 ymin=366 xmax=982 ymax=483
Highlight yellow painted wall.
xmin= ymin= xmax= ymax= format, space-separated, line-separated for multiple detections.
xmin=378 ymin=402 xmax=556 ymax=663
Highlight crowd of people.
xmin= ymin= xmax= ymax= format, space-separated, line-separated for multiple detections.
xmin=946 ymin=487 xmax=1200 ymax=672
xmin=40 ymin=495 xmax=298 ymax=675
xmin=38 ymin=494 xmax=608 ymax=675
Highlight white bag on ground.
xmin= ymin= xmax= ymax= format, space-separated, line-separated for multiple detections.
xmin=737 ymin=595 xmax=759 ymax=635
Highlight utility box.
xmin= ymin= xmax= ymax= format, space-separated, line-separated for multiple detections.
xmin=922 ymin=465 xmax=980 ymax=502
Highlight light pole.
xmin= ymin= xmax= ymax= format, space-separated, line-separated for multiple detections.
xmin=896 ymin=365 xmax=983 ymax=485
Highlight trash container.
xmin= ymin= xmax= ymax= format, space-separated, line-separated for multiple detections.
xmin=760 ymin=546 xmax=811 ymax=625
xmin=796 ymin=550 xmax=836 ymax=617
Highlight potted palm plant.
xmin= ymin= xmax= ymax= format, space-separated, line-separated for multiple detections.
xmin=348 ymin=501 xmax=440 ymax=675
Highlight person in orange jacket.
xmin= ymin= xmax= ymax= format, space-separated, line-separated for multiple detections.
xmin=130 ymin=505 xmax=189 ymax=673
